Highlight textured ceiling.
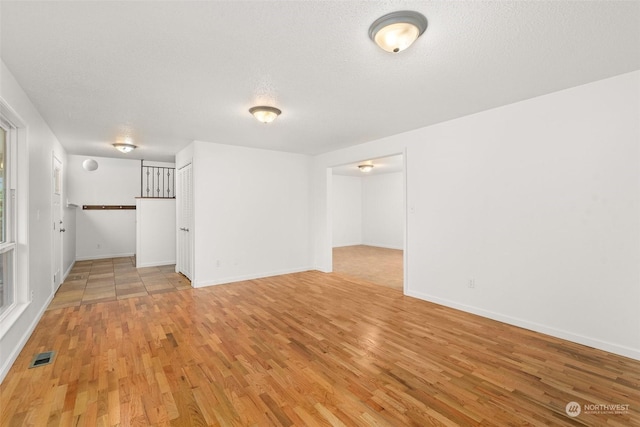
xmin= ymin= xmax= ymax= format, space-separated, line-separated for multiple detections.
xmin=1 ymin=1 xmax=639 ymax=162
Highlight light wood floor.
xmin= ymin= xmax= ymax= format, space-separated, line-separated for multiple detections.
xmin=2 ymin=270 xmax=639 ymax=426
xmin=48 ymin=257 xmax=191 ymax=310
xmin=333 ymin=245 xmax=403 ymax=290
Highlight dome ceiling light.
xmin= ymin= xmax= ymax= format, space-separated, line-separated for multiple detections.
xmin=369 ymin=10 xmax=428 ymax=53
xmin=358 ymin=164 xmax=374 ymax=173
xmin=113 ymin=143 xmax=137 ymax=153
xmin=249 ymin=106 xmax=282 ymax=123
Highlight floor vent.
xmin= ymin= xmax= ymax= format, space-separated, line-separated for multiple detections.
xmin=29 ymin=351 xmax=55 ymax=368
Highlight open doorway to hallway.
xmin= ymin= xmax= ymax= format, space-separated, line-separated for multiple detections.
xmin=331 ymin=154 xmax=404 ymax=290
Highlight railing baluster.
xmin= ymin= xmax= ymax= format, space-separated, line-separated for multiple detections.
xmin=145 ymin=167 xmax=150 ymax=197
xmin=139 ymin=163 xmax=176 ymax=199
xmin=167 ymin=168 xmax=170 ymax=197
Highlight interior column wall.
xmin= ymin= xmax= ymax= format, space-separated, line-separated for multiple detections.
xmin=181 ymin=141 xmax=312 ymax=288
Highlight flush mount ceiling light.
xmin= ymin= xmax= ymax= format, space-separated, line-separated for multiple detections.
xmin=369 ymin=10 xmax=428 ymax=53
xmin=249 ymin=106 xmax=282 ymax=124
xmin=113 ymin=143 xmax=137 ymax=153
xmin=358 ymin=164 xmax=374 ymax=173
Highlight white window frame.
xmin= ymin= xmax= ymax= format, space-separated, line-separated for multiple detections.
xmin=0 ymin=97 xmax=29 ymax=340
xmin=0 ymin=117 xmax=16 ymax=321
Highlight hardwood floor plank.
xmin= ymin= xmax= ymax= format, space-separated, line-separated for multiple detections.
xmin=333 ymin=245 xmax=403 ymax=290
xmin=2 ymin=270 xmax=640 ymax=426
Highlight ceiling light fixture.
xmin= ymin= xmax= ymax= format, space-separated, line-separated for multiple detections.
xmin=249 ymin=106 xmax=282 ymax=123
xmin=358 ymin=164 xmax=374 ymax=173
xmin=369 ymin=10 xmax=428 ymax=53
xmin=82 ymin=159 xmax=99 ymax=171
xmin=113 ymin=143 xmax=137 ymax=153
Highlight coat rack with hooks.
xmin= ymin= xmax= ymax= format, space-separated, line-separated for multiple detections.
xmin=82 ymin=205 xmax=136 ymax=210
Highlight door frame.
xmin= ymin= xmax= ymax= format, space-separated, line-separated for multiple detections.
xmin=326 ymin=149 xmax=408 ymax=293
xmin=176 ymin=162 xmax=194 ymax=284
xmin=51 ymin=153 xmax=63 ymax=292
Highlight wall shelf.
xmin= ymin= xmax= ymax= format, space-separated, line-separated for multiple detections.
xmin=82 ymin=205 xmax=136 ymax=210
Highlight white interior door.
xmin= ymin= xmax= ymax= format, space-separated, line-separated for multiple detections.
xmin=177 ymin=163 xmax=193 ymax=281
xmin=52 ymin=154 xmax=63 ymax=291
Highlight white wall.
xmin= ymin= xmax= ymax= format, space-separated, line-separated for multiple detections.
xmin=67 ymin=155 xmax=139 ymax=260
xmin=177 ymin=141 xmax=311 ymax=287
xmin=362 ymin=172 xmax=403 ymax=249
xmin=0 ymin=60 xmax=67 ymax=382
xmin=332 ymin=171 xmax=404 ymax=249
xmin=332 ymin=175 xmax=362 ymax=247
xmin=136 ymin=198 xmax=176 ymax=268
xmin=311 ymin=71 xmax=640 ymax=360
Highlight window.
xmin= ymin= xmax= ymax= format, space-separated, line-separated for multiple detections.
xmin=0 ymin=119 xmax=16 ymax=320
xmin=0 ymin=125 xmax=6 ymax=240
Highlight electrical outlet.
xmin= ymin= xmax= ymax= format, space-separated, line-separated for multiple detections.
xmin=97 ymin=243 xmax=101 ymax=249
xmin=468 ymin=279 xmax=475 ymax=289
xmin=30 ymin=290 xmax=34 ymax=300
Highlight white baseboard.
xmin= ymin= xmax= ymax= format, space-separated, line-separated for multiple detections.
xmin=76 ymin=252 xmax=135 ymax=261
xmin=194 ymin=266 xmax=312 ymax=288
xmin=406 ymin=289 xmax=640 ymax=361
xmin=62 ymin=261 xmax=75 ymax=282
xmin=136 ymin=260 xmax=176 ymax=268
xmin=0 ymin=292 xmax=55 ymax=384
xmin=332 ymin=242 xmax=363 ymax=248
xmin=332 ymin=243 xmax=403 ymax=250
xmin=361 ymin=242 xmax=403 ymax=250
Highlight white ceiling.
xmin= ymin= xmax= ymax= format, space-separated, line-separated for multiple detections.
xmin=333 ymin=154 xmax=403 ymax=177
xmin=1 ymin=1 xmax=639 ymax=162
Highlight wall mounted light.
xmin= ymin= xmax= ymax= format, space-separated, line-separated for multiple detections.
xmin=358 ymin=164 xmax=374 ymax=173
xmin=113 ymin=143 xmax=137 ymax=153
xmin=369 ymin=11 xmax=428 ymax=53
xmin=249 ymin=106 xmax=282 ymax=123
xmin=82 ymin=159 xmax=99 ymax=171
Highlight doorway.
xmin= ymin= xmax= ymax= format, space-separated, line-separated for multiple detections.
xmin=330 ymin=154 xmax=405 ymax=290
xmin=176 ymin=163 xmax=193 ymax=281
xmin=52 ymin=154 xmax=63 ymax=292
